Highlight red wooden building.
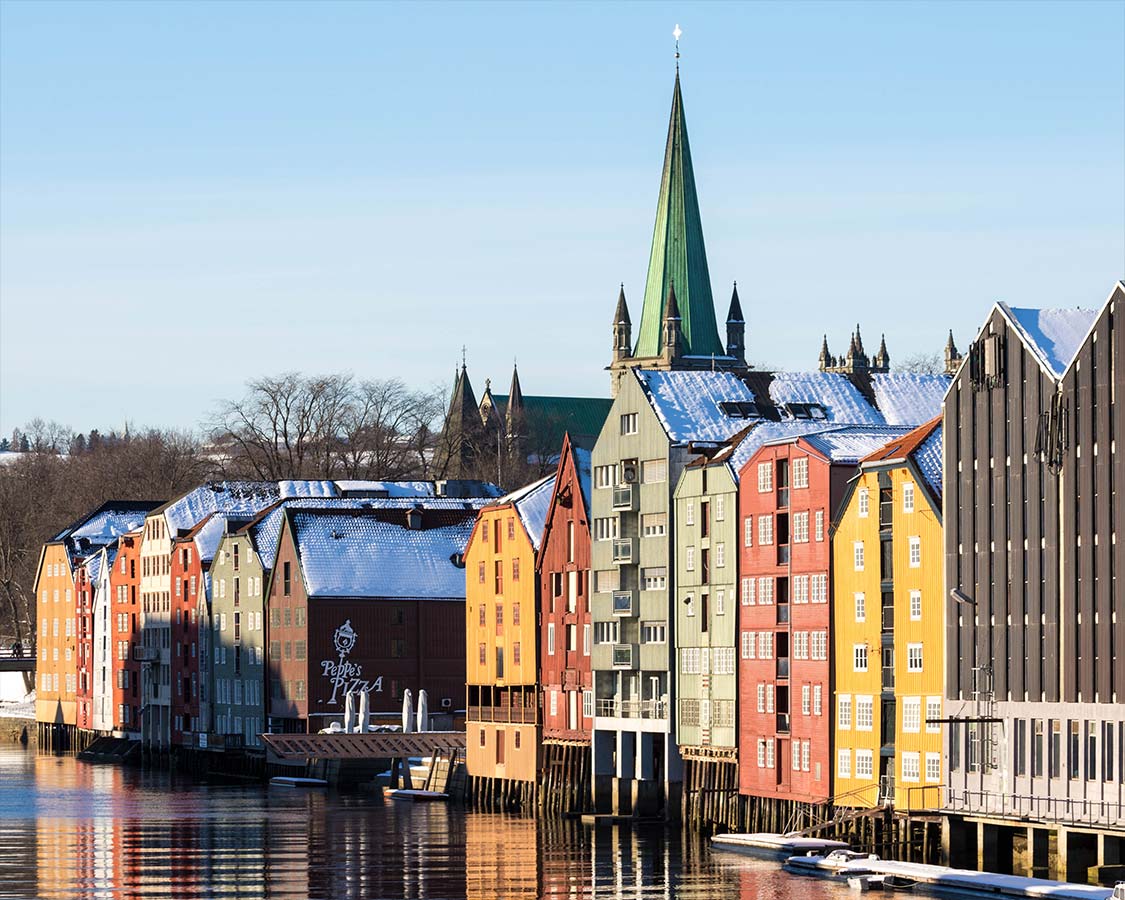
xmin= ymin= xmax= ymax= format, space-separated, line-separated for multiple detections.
xmin=109 ymin=530 xmax=144 ymax=735
xmin=266 ymin=504 xmax=480 ymax=733
xmin=737 ymin=426 xmax=906 ymax=807
xmin=537 ymin=435 xmax=595 ymax=741
xmin=74 ymin=560 xmax=96 ymax=732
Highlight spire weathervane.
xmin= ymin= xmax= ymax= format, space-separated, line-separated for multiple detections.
xmin=673 ymin=23 xmax=682 ymax=68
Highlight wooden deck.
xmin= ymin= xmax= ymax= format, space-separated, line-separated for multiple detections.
xmin=260 ymin=731 xmax=466 ymax=760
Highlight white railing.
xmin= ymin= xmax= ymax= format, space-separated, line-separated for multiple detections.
xmin=595 ymin=698 xmax=668 ymax=720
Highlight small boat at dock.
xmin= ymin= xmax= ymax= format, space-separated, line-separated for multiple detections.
xmin=848 ymin=874 xmax=886 ymax=892
xmin=382 ymin=788 xmax=447 ymax=802
xmin=269 ymin=776 xmax=328 ymax=788
xmin=881 ymin=874 xmax=917 ymax=892
xmin=785 ymin=849 xmax=881 ymax=878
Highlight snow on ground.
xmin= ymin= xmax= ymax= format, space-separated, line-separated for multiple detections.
xmin=0 ymin=695 xmax=34 ymax=719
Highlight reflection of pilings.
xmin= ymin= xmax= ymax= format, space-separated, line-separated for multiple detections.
xmin=469 ymin=775 xmax=537 ymax=813
xmin=539 ymin=741 xmax=591 ymax=815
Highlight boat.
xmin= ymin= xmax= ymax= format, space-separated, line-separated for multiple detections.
xmin=848 ymin=875 xmax=886 ymax=892
xmin=1112 ymin=884 xmax=1124 ymax=900
xmin=711 ymin=832 xmax=850 ymax=858
xmin=785 ymin=849 xmax=880 ymax=877
xmin=269 ymin=776 xmax=328 ymax=788
xmin=881 ymin=874 xmax=917 ymax=892
xmin=382 ymin=788 xmax=447 ymax=802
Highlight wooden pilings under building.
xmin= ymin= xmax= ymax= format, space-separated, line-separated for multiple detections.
xmin=681 ymin=749 xmax=740 ymax=832
xmin=539 ymin=741 xmax=590 ymax=816
xmin=37 ymin=722 xmax=100 ymax=754
xmin=470 ymin=775 xmax=538 ymax=813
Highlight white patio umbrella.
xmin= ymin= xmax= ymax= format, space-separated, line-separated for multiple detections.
xmin=343 ymin=690 xmax=355 ymax=733
xmin=402 ymin=688 xmax=414 ymax=733
xmin=416 ymin=689 xmax=429 ymax=733
xmin=358 ymin=688 xmax=370 ymax=733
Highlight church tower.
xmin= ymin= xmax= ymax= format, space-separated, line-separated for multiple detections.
xmin=609 ymin=72 xmax=746 ymax=395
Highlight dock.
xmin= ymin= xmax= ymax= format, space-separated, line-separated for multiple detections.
xmin=711 ymin=832 xmax=850 ymax=858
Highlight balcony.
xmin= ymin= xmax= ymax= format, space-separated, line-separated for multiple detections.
xmin=612 ymin=484 xmax=638 ymax=511
xmin=612 ymin=591 xmax=635 ymax=617
xmin=776 ymin=712 xmax=790 ymax=734
xmin=595 ymin=698 xmax=668 ymax=720
xmin=611 ymin=644 xmax=635 ymax=669
xmin=776 ymin=657 xmax=790 ymax=679
xmin=466 ymin=703 xmax=537 ymax=725
xmin=133 ymin=646 xmax=158 ymax=662
xmin=612 ymin=538 xmax=636 ymax=565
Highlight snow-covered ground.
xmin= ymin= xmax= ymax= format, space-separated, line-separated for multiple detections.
xmin=0 ymin=692 xmax=34 ymax=719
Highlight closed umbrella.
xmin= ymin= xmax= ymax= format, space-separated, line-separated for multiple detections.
xmin=358 ymin=689 xmax=370 ymax=733
xmin=416 ymin=689 xmax=429 ymax=733
xmin=344 ymin=690 xmax=355 ymax=733
xmin=402 ymin=688 xmax=414 ymax=733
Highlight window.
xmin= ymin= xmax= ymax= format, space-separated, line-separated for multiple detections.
xmin=716 ymin=590 xmax=725 ymax=615
xmin=547 ymin=623 xmax=555 ymax=656
xmin=907 ymin=644 xmax=923 ymax=672
xmin=854 ymin=592 xmax=866 ymax=622
xmin=583 ymin=691 xmax=594 ymax=718
xmin=926 ymin=697 xmax=941 ymax=733
xmin=853 ymin=542 xmax=864 ymax=571
xmin=792 ymin=457 xmax=809 ymax=489
xmin=566 ymin=625 xmax=577 ymax=652
xmin=1050 ymin=720 xmax=1061 ymax=777
xmin=853 ymin=644 xmax=868 ymax=672
xmin=282 ymin=562 xmax=291 ymax=596
xmin=794 ymin=631 xmax=808 ymax=660
xmin=793 ymin=741 xmax=801 ymax=772
xmin=512 ymin=558 xmax=520 ymax=582
xmin=642 ymin=458 xmax=667 ymax=483
xmin=801 ymin=684 xmax=810 ymax=715
xmin=741 ymin=631 xmax=755 ymax=659
xmin=757 ymin=632 xmax=773 ymax=659
xmin=496 ymin=647 xmax=504 ymax=679
xmin=1032 ymin=720 xmax=1045 ymax=776
xmin=910 ymin=590 xmax=922 ymax=621
xmin=1085 ymin=720 xmax=1098 ymax=781
xmin=743 ymin=516 xmax=753 ymax=547
xmin=903 ymin=482 xmax=915 ymax=513
xmin=715 ymin=543 xmax=726 ymax=569
xmin=583 ymin=624 xmax=591 ymax=655
xmin=741 ymin=578 xmax=755 ymax=605
xmin=620 ymin=413 xmax=638 ymax=435
xmin=757 ymin=740 xmax=766 ymax=768
xmin=757 ymin=462 xmax=773 ymax=492
xmin=902 ymin=752 xmax=921 ymax=783
xmin=685 ymin=595 xmax=695 ymax=617
xmin=715 ymin=495 xmax=725 ymax=521
xmin=594 ymin=465 xmax=616 ymax=488
xmin=838 ymin=750 xmax=851 ymax=779
xmin=903 ymin=697 xmax=921 ymax=733
xmin=925 ymin=753 xmax=941 ymax=782
xmin=856 ymin=750 xmax=874 ymax=779
xmin=641 ymin=513 xmax=666 ymax=538
xmin=814 ymin=510 xmax=824 ymax=541
xmin=811 ymin=631 xmax=827 ymax=661
xmin=508 ymin=518 xmax=516 ymax=541
xmin=856 ymin=696 xmax=874 ymax=731
xmin=811 ymin=574 xmax=828 ymax=604
xmin=513 ymin=642 xmax=522 ymax=665
xmin=594 ymin=621 xmax=619 ymax=644
xmin=793 ymin=511 xmax=809 ymax=543
xmin=594 ymin=518 xmax=619 ymax=541
xmin=757 ymin=578 xmax=774 ymax=605
xmin=758 ymin=515 xmax=774 ymax=545
xmin=766 ymin=740 xmax=775 ymax=769
xmin=642 ymin=567 xmax=667 ymax=590
xmin=813 ymin=685 xmax=822 ymax=716
xmin=641 ymin=621 xmax=666 ymax=644
xmin=685 ymin=547 xmax=695 ymax=571
xmin=908 ymin=537 xmax=921 ymax=568
xmin=685 ymin=500 xmax=694 ymax=526
xmin=858 ymin=489 xmax=870 ymax=518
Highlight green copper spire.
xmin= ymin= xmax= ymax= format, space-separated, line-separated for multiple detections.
xmin=632 ymin=73 xmax=724 ymax=359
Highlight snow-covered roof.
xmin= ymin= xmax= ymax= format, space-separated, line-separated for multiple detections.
xmin=498 ymin=475 xmax=557 ymax=551
xmin=768 ymin=372 xmax=884 ymax=426
xmin=159 ymin=482 xmax=281 ymax=535
xmin=191 ymin=514 xmax=230 ymax=564
xmin=870 ymin=373 xmax=949 ymax=426
xmin=1001 ymin=304 xmax=1098 ymax=380
xmin=289 ymin=510 xmax=475 ymax=600
xmin=334 ymin=480 xmax=435 ymax=498
xmin=913 ymin=424 xmax=943 ymax=501
xmin=279 ymin=480 xmax=339 ymax=499
xmin=69 ymin=507 xmax=151 ymax=547
xmin=573 ymin=446 xmax=593 ymax=516
xmin=635 ymin=370 xmax=758 ymax=443
xmin=726 ymin=421 xmax=840 ymax=479
xmin=85 ymin=552 xmax=105 ymax=585
xmin=800 ymin=426 xmax=914 ymax=464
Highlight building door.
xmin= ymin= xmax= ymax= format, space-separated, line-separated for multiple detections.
xmin=568 ymin=691 xmax=578 ymax=730
xmin=496 ymin=729 xmax=505 ymax=765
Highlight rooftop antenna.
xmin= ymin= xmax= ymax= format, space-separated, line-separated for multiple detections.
xmin=673 ymin=24 xmax=682 ymax=71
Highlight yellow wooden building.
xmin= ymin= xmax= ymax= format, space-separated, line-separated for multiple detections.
xmin=831 ymin=418 xmax=944 ymax=809
xmin=465 ymin=474 xmax=556 ymax=794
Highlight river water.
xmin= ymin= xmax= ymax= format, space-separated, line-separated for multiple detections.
xmin=0 ymin=745 xmax=853 ymax=900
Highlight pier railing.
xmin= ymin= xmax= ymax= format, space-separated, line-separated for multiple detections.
xmin=466 ymin=704 xmax=537 ymax=724
xmin=944 ymin=788 xmax=1125 ymax=828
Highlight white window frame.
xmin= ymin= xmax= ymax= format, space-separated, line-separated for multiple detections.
xmin=853 ymin=541 xmax=864 ymax=571
xmin=902 ymin=752 xmax=921 ymax=783
xmin=757 ymin=462 xmax=773 ymax=493
xmin=758 ymin=514 xmax=774 ymax=546
xmin=903 ymin=482 xmax=915 ymax=513
xmin=854 ymin=592 xmax=866 ymax=623
xmin=792 ymin=457 xmax=809 ymax=489
xmin=910 ymin=589 xmax=922 ymax=621
xmin=926 ymin=696 xmax=942 ymax=733
xmin=838 ymin=749 xmax=851 ymax=779
xmin=853 ymin=643 xmax=868 ymax=672
xmin=858 ymin=488 xmax=869 ymax=518
xmin=903 ymin=697 xmax=922 ymax=733
xmin=909 ymin=536 xmax=921 ymax=568
xmin=907 ymin=643 xmax=923 ymax=672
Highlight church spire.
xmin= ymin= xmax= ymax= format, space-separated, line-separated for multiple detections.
xmin=632 ymin=72 xmax=723 ymax=360
xmin=612 ymin=284 xmax=632 ymax=363
xmin=725 ymin=282 xmax=746 ymax=364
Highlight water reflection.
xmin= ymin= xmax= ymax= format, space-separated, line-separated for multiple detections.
xmin=0 ymin=748 xmax=851 ymax=900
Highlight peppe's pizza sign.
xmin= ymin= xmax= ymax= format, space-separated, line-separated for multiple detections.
xmin=319 ymin=619 xmax=383 ymax=704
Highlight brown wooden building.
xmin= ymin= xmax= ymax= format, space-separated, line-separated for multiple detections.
xmin=265 ymin=504 xmax=481 ymax=733
xmin=943 ymin=282 xmax=1125 ymax=882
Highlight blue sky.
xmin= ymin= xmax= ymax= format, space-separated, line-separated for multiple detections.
xmin=1 ymin=0 xmax=1122 ymax=436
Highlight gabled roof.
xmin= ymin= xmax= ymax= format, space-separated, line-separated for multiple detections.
xmin=497 ymin=474 xmax=557 ymax=551
xmin=796 ymin=425 xmax=914 ymax=465
xmin=48 ymin=500 xmax=163 ymax=567
xmin=999 ymin=303 xmax=1099 ymax=380
xmin=154 ymin=481 xmax=281 ymax=535
xmin=286 ymin=508 xmax=477 ymax=600
xmin=724 ymin=421 xmax=840 ymax=480
xmin=913 ymin=424 xmax=943 ymax=503
xmin=633 ymin=74 xmax=724 ymax=359
xmin=858 ymin=416 xmax=944 ymax=503
xmin=487 ymin=394 xmax=611 ymax=447
xmin=767 ymin=372 xmax=884 ymax=426
xmin=869 ymin=373 xmax=950 ymax=426
xmin=635 ymin=369 xmax=758 ymax=444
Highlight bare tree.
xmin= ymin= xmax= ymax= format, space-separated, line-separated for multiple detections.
xmin=896 ymin=352 xmax=944 ymax=375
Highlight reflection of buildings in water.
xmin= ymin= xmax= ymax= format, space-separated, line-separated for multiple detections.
xmin=538 ymin=818 xmax=592 ymax=900
xmin=465 ymin=812 xmax=538 ymax=899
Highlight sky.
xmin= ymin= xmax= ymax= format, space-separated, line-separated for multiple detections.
xmin=1 ymin=0 xmax=1123 ymax=437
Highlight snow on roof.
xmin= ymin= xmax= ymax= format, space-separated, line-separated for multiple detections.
xmin=635 ymin=370 xmax=758 ymax=443
xmin=160 ymin=482 xmax=281 ymax=534
xmin=870 ymin=373 xmax=950 ymax=426
xmin=192 ymin=514 xmax=230 ymax=564
xmin=1002 ymin=304 xmax=1098 ymax=379
xmin=334 ymin=481 xmax=435 ymax=498
xmin=290 ymin=510 xmax=475 ymax=600
xmin=573 ymin=446 xmax=593 ymax=515
xmin=85 ymin=553 xmax=104 ymax=584
xmin=279 ymin=480 xmax=339 ymax=499
xmin=727 ymin=421 xmax=841 ymax=479
xmin=913 ymin=424 xmax=943 ymax=502
xmin=800 ymin=426 xmax=914 ymax=464
xmin=499 ymin=475 xmax=557 ymax=551
xmin=768 ymin=372 xmax=884 ymax=426
xmin=70 ymin=507 xmax=152 ymax=548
